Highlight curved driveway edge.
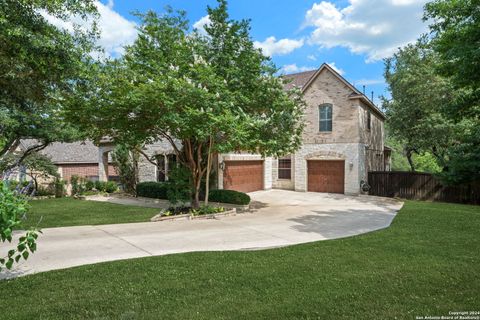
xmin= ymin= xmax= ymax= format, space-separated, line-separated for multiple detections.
xmin=1 ymin=190 xmax=403 ymax=279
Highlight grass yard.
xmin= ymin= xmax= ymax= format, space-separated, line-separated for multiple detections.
xmin=21 ymin=198 xmax=159 ymax=229
xmin=2 ymin=201 xmax=479 ymax=319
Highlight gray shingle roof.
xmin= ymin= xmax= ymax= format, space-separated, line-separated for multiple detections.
xmin=19 ymin=139 xmax=99 ymax=164
xmin=282 ymin=69 xmax=318 ymax=90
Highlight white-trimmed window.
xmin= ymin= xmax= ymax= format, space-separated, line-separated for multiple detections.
xmin=156 ymin=154 xmax=177 ymax=182
xmin=278 ymin=157 xmax=292 ymax=179
xmin=319 ymin=104 xmax=333 ymax=132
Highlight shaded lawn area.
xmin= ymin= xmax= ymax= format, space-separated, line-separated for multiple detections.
xmin=21 ymin=198 xmax=160 ymax=229
xmin=2 ymin=201 xmax=479 ymax=319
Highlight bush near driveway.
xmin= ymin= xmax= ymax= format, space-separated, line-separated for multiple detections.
xmin=136 ymin=182 xmax=168 ymax=199
xmin=136 ymin=183 xmax=251 ymax=205
xmin=209 ymin=189 xmax=251 ymax=205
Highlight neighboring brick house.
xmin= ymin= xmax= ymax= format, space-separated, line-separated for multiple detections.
xmin=17 ymin=140 xmax=118 ymax=182
xmin=98 ymin=63 xmax=390 ymax=195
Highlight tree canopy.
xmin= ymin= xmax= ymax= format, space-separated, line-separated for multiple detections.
xmin=67 ymin=0 xmax=305 ymax=207
xmin=0 ymin=0 xmax=98 ymax=163
xmin=384 ymin=0 xmax=480 ymax=183
xmin=383 ymin=39 xmax=456 ymax=172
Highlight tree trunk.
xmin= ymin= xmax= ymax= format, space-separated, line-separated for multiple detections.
xmin=184 ymin=139 xmax=205 ymax=209
xmin=204 ymin=136 xmax=214 ymax=206
xmin=32 ymin=176 xmax=38 ymax=192
xmin=406 ymin=149 xmax=416 ymax=172
xmin=193 ymin=174 xmax=202 ymax=209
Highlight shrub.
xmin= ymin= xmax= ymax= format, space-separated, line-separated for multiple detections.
xmin=54 ymin=179 xmax=66 ymax=198
xmin=136 ymin=182 xmax=167 ymax=199
xmin=190 ymin=205 xmax=225 ymax=216
xmin=105 ymin=181 xmax=118 ymax=193
xmin=85 ymin=180 xmax=95 ymax=191
xmin=7 ymin=180 xmax=19 ymax=191
xmin=208 ymin=189 xmax=250 ymax=205
xmin=94 ymin=181 xmax=107 ymax=192
xmin=71 ymin=175 xmax=80 ymax=195
xmin=36 ymin=184 xmax=55 ymax=197
xmin=165 ymin=166 xmax=191 ymax=205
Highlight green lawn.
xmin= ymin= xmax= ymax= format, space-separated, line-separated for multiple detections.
xmin=21 ymin=198 xmax=159 ymax=229
xmin=2 ymin=201 xmax=479 ymax=319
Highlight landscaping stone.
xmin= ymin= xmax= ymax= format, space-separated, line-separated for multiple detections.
xmin=150 ymin=208 xmax=237 ymax=222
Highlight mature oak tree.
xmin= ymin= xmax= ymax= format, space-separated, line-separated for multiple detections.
xmin=383 ymin=40 xmax=456 ymax=172
xmin=0 ymin=0 xmax=98 ymax=164
xmin=67 ymin=1 xmax=305 ymax=207
xmin=424 ymin=0 xmax=480 ymax=183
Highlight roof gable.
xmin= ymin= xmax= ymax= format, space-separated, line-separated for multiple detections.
xmin=282 ymin=63 xmax=386 ymax=120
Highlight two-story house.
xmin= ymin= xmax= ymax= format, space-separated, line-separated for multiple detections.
xmin=13 ymin=63 xmax=389 ymax=194
xmin=215 ymin=63 xmax=389 ymax=195
xmin=97 ymin=63 xmax=389 ymax=195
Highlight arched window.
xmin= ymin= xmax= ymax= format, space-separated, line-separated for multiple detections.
xmin=319 ymin=104 xmax=333 ymax=132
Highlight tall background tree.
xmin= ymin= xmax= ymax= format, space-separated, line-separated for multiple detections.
xmin=384 ymin=0 xmax=479 ymax=183
xmin=0 ymin=0 xmax=98 ymax=164
xmin=67 ymin=0 xmax=305 ymax=207
xmin=424 ymin=0 xmax=480 ymax=183
xmin=383 ymin=39 xmax=456 ymax=172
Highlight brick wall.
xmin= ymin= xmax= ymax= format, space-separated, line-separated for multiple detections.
xmin=302 ymin=68 xmax=360 ymax=144
xmin=60 ymin=163 xmax=117 ymax=182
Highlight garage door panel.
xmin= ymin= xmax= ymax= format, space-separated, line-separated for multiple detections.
xmin=307 ymin=160 xmax=345 ymax=194
xmin=223 ymin=161 xmax=263 ymax=193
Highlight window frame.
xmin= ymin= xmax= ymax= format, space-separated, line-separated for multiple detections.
xmin=278 ymin=157 xmax=292 ymax=180
xmin=155 ymin=155 xmax=166 ymax=182
xmin=319 ymin=103 xmax=333 ymax=132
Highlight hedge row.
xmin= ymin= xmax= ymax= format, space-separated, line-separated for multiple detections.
xmin=136 ymin=182 xmax=250 ymax=205
xmin=208 ymin=189 xmax=250 ymax=205
xmin=136 ymin=182 xmax=167 ymax=199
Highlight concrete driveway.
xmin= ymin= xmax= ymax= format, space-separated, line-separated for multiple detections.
xmin=1 ymin=190 xmax=403 ymax=279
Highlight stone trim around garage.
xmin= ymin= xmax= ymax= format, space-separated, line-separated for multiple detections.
xmin=151 ymin=208 xmax=237 ymax=222
xmin=294 ymin=143 xmax=364 ymax=195
xmin=217 ymin=153 xmax=273 ymax=190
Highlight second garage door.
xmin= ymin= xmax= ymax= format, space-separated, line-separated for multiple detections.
xmin=307 ymin=160 xmax=345 ymax=194
xmin=223 ymin=160 xmax=264 ymax=193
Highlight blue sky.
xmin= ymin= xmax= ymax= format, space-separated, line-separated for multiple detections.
xmin=76 ymin=0 xmax=430 ymax=105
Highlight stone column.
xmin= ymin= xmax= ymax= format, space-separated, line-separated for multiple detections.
xmin=98 ymin=145 xmax=114 ymax=182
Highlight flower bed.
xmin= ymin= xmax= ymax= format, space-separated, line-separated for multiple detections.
xmin=151 ymin=206 xmax=236 ymax=222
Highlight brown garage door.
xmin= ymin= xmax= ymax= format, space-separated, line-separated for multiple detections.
xmin=307 ymin=160 xmax=345 ymax=194
xmin=223 ymin=161 xmax=264 ymax=193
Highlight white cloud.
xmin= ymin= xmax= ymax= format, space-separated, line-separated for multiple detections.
xmin=353 ymin=78 xmax=385 ymax=86
xmin=327 ymin=62 xmax=345 ymax=75
xmin=307 ymin=54 xmax=317 ymax=61
xmin=193 ymin=15 xmax=211 ymax=35
xmin=304 ymin=0 xmax=428 ymax=62
xmin=42 ymin=1 xmax=137 ymax=57
xmin=254 ymin=36 xmax=304 ymax=57
xmin=280 ymin=64 xmax=315 ymax=74
xmin=95 ymin=1 xmax=137 ymax=56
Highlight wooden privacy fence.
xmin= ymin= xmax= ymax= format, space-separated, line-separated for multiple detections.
xmin=368 ymin=171 xmax=480 ymax=205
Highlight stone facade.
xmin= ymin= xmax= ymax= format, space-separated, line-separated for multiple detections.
xmin=96 ymin=63 xmax=387 ymax=195
xmin=217 ymin=153 xmax=273 ymax=190
xmin=293 ymin=143 xmax=363 ymax=195
xmin=219 ymin=63 xmax=387 ymax=195
xmin=137 ymin=140 xmax=180 ymax=183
